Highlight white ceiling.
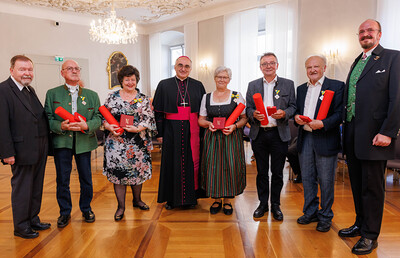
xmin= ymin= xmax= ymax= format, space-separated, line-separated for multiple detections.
xmin=1 ymin=0 xmax=232 ymax=23
xmin=0 ymin=0 xmax=272 ymax=34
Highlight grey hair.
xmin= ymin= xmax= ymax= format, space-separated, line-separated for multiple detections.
xmin=260 ymin=52 xmax=278 ymax=64
xmin=214 ymin=66 xmax=232 ymax=79
xmin=305 ymin=54 xmax=327 ymax=66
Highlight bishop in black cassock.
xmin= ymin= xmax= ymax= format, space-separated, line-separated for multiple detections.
xmin=153 ymin=56 xmax=206 ymax=209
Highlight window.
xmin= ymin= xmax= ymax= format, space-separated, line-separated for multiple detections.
xmin=169 ymin=45 xmax=185 ymax=77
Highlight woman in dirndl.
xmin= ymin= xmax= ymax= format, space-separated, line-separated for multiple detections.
xmin=198 ymin=66 xmax=247 ymax=215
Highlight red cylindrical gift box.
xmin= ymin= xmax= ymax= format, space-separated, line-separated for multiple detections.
xmin=253 ymin=93 xmax=269 ymax=126
xmin=225 ymin=103 xmax=245 ymax=127
xmin=316 ymin=90 xmax=334 ymax=120
xmin=55 ymin=106 xmax=76 ymax=122
xmin=99 ymin=106 xmax=124 ymax=134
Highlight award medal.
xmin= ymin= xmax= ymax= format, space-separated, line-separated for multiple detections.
xmin=275 ymin=90 xmax=280 ymax=99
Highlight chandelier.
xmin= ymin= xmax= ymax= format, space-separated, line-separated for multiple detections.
xmin=89 ymin=7 xmax=138 ymax=44
xmin=15 ymin=0 xmax=213 ymax=21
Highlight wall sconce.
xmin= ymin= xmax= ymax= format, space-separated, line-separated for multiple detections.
xmin=323 ymin=48 xmax=339 ymax=78
xmin=200 ymin=60 xmax=211 ymax=71
xmin=324 ymin=49 xmax=339 ymax=64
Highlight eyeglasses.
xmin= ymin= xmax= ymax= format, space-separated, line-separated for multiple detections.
xmin=216 ymin=76 xmax=230 ymax=80
xmin=176 ymin=63 xmax=191 ymax=69
xmin=261 ymin=62 xmax=277 ymax=67
xmin=63 ymin=67 xmax=81 ymax=72
xmin=357 ymin=28 xmax=380 ymax=35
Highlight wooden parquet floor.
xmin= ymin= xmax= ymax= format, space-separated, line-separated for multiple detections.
xmin=1 ymin=147 xmax=400 ymax=258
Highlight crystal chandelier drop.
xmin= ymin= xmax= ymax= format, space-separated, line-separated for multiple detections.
xmin=89 ymin=8 xmax=138 ymax=44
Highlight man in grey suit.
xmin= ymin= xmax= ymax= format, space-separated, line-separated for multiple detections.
xmin=246 ymin=52 xmax=296 ymax=220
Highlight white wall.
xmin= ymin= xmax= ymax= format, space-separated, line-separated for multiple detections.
xmin=198 ymin=16 xmax=225 ymax=93
xmin=0 ymin=12 xmax=148 ymax=104
xmin=1 ymin=0 xmax=380 ymax=99
xmin=296 ymin=0 xmax=376 ymax=85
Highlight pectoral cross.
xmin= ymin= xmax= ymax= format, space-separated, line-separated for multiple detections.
xmin=181 ymin=102 xmax=188 ymax=107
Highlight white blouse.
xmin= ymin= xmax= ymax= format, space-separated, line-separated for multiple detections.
xmin=199 ymin=90 xmax=246 ymax=117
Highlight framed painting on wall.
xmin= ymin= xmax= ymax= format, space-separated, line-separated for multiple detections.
xmin=107 ymin=51 xmax=128 ymax=89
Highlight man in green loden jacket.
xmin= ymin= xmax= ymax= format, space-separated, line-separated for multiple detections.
xmin=45 ymin=59 xmax=101 ymax=228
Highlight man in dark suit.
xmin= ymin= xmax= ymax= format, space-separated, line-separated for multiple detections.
xmin=294 ymin=55 xmax=344 ymax=233
xmin=0 ymin=55 xmax=50 ymax=239
xmin=340 ymin=19 xmax=400 ymax=255
xmin=246 ymin=52 xmax=296 ymax=220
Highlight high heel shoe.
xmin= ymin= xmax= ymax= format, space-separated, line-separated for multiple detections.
xmin=114 ymin=210 xmax=125 ymax=221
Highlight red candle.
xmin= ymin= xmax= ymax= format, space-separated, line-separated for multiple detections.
xmin=253 ymin=93 xmax=269 ymax=126
xmin=99 ymin=105 xmax=124 ymax=134
xmin=316 ymin=90 xmax=335 ymax=120
xmin=225 ymin=103 xmax=245 ymax=127
xmin=55 ymin=106 xmax=75 ymax=122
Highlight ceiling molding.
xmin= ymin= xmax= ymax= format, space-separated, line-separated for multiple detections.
xmin=142 ymin=0 xmax=279 ymax=34
xmin=0 ymin=0 xmax=279 ymax=35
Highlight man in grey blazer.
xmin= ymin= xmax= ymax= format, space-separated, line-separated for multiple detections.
xmin=246 ymin=52 xmax=296 ymax=220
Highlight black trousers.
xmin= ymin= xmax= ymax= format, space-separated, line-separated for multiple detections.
xmin=345 ymin=120 xmax=386 ymax=240
xmin=251 ymin=127 xmax=288 ymax=206
xmin=11 ymin=136 xmax=48 ymax=232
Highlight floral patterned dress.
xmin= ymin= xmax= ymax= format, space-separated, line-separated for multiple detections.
xmin=103 ymin=90 xmax=156 ymax=185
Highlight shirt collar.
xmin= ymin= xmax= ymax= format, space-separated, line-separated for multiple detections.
xmin=11 ymin=76 xmax=27 ymax=91
xmin=363 ymin=45 xmax=378 ymax=58
xmin=263 ymin=75 xmax=278 ymax=85
xmin=307 ymin=75 xmax=325 ymax=88
xmin=176 ymin=76 xmax=188 ymax=82
xmin=66 ymin=83 xmax=79 ymax=93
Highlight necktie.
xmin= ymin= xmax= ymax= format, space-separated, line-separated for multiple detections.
xmin=362 ymin=53 xmax=367 ymax=60
xmin=22 ymin=86 xmax=32 ymax=106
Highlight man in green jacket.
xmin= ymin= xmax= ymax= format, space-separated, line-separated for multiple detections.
xmin=45 ymin=60 xmax=101 ymax=228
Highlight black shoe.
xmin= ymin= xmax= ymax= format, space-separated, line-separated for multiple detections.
xmin=82 ymin=211 xmax=95 ymax=223
xmin=165 ymin=202 xmax=174 ymax=210
xmin=133 ymin=202 xmax=150 ymax=210
xmin=114 ymin=210 xmax=125 ymax=221
xmin=223 ymin=203 xmax=233 ymax=215
xmin=316 ymin=221 xmax=331 ymax=232
xmin=352 ymin=237 xmax=378 ymax=255
xmin=293 ymin=176 xmax=302 ymax=183
xmin=14 ymin=228 xmax=39 ymax=239
xmin=297 ymin=213 xmax=318 ymax=225
xmin=338 ymin=224 xmax=361 ymax=237
xmin=271 ymin=205 xmax=283 ymax=221
xmin=253 ymin=204 xmax=268 ymax=218
xmin=210 ymin=201 xmax=222 ymax=214
xmin=57 ymin=215 xmax=71 ymax=228
xmin=31 ymin=222 xmax=51 ymax=231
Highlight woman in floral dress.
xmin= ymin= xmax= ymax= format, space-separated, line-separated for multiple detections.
xmin=103 ymin=65 xmax=156 ymax=221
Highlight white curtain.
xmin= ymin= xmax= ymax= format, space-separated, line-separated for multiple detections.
xmin=224 ymin=8 xmax=259 ymax=96
xmin=265 ymin=0 xmax=298 ymax=82
xmin=149 ymin=33 xmax=161 ymax=97
xmin=377 ymin=0 xmax=400 ymax=50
